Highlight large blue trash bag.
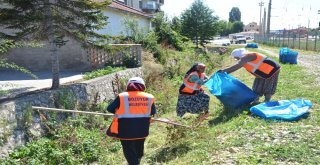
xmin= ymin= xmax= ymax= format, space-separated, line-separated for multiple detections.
xmin=279 ymin=47 xmax=298 ymax=64
xmin=245 ymin=43 xmax=258 ymax=48
xmin=250 ymin=99 xmax=312 ymax=121
xmin=205 ymin=72 xmax=258 ymax=109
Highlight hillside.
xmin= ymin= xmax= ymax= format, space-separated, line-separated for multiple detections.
xmin=1 ymin=45 xmax=319 ymax=165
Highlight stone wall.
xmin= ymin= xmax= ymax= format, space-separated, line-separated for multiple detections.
xmin=0 ymin=67 xmax=142 ymax=158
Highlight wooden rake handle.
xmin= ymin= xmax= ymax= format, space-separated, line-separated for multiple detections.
xmin=32 ymin=106 xmax=190 ymax=128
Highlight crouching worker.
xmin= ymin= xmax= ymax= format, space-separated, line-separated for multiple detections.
xmin=106 ymin=77 xmax=156 ymax=165
xmin=176 ymin=63 xmax=210 ymax=117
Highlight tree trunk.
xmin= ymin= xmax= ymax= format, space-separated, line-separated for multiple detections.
xmin=46 ymin=0 xmax=60 ymax=89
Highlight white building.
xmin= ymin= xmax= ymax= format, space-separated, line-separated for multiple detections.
xmin=97 ymin=0 xmax=164 ymax=36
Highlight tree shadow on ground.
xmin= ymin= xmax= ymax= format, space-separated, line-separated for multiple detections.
xmin=147 ymin=143 xmax=191 ymax=164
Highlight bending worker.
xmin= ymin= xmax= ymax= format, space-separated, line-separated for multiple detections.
xmin=221 ymin=48 xmax=281 ymax=102
xmin=106 ymin=77 xmax=156 ymax=165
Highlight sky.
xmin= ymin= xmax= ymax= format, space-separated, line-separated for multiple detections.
xmin=161 ymin=0 xmax=320 ymax=30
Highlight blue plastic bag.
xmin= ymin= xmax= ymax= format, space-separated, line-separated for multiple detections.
xmin=245 ymin=43 xmax=258 ymax=48
xmin=205 ymin=72 xmax=258 ymax=109
xmin=279 ymin=47 xmax=298 ymax=64
xmin=250 ymin=99 xmax=312 ymax=121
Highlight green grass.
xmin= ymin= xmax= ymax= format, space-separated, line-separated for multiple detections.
xmin=83 ymin=66 xmax=125 ymax=80
xmin=0 ymin=90 xmax=9 ymax=97
xmin=2 ymin=45 xmax=320 ymax=164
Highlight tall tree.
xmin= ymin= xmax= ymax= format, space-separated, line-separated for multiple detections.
xmin=0 ymin=0 xmax=109 ymax=89
xmin=180 ymin=0 xmax=218 ymax=47
xmin=229 ymin=7 xmax=241 ymax=22
xmin=216 ymin=20 xmax=233 ymax=36
xmin=170 ymin=16 xmax=182 ymax=33
xmin=231 ymin=21 xmax=244 ymax=33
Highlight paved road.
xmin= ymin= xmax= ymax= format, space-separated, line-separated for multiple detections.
xmin=0 ymin=71 xmax=83 ymax=99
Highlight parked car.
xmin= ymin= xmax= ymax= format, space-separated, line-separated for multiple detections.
xmin=229 ymin=34 xmax=247 ymax=44
xmin=211 ymin=39 xmax=231 ymax=46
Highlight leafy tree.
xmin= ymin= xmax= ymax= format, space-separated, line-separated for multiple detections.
xmin=180 ymin=0 xmax=219 ymax=47
xmin=229 ymin=7 xmax=241 ymax=22
xmin=231 ymin=21 xmax=244 ymax=33
xmin=170 ymin=16 xmax=182 ymax=33
xmin=152 ymin=12 xmax=185 ymax=51
xmin=0 ymin=0 xmax=109 ymax=89
xmin=122 ymin=17 xmax=146 ymax=43
xmin=216 ymin=20 xmax=233 ymax=36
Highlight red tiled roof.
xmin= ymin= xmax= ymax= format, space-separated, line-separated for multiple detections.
xmin=108 ymin=1 xmax=152 ymax=18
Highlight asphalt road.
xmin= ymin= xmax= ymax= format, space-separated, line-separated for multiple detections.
xmin=0 ymin=71 xmax=83 ymax=99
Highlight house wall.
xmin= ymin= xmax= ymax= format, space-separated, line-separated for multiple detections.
xmin=97 ymin=8 xmax=151 ymax=36
xmin=244 ymin=22 xmax=259 ymax=32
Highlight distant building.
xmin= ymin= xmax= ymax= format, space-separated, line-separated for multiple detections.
xmin=244 ymin=22 xmax=259 ymax=32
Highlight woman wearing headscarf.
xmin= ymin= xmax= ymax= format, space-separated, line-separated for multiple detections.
xmin=176 ymin=63 xmax=210 ymax=117
xmin=106 ymin=77 xmax=156 ymax=165
xmin=221 ymin=48 xmax=281 ymax=102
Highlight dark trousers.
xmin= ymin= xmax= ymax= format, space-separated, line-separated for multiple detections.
xmin=120 ymin=139 xmax=145 ymax=165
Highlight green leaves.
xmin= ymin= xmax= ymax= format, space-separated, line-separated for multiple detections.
xmin=0 ymin=0 xmax=110 ymax=45
xmin=83 ymin=66 xmax=124 ymax=80
xmin=180 ymin=0 xmax=219 ymax=47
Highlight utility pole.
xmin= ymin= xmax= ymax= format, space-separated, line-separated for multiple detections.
xmin=263 ymin=8 xmax=266 ymax=36
xmin=259 ymin=1 xmax=264 ymax=34
xmin=267 ymin=0 xmax=272 ymax=34
xmin=318 ymin=10 xmax=320 ymax=30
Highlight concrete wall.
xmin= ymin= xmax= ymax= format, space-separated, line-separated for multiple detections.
xmin=4 ymin=38 xmax=91 ymax=71
xmin=0 ymin=67 xmax=142 ymax=158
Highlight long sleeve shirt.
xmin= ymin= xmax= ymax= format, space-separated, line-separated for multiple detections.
xmin=188 ymin=74 xmax=209 ymax=85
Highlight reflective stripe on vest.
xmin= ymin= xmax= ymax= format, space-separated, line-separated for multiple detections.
xmin=245 ymin=54 xmax=267 ymax=73
xmin=116 ymin=92 xmax=152 ymax=118
xmin=183 ymin=72 xmax=205 ymax=91
xmin=243 ymin=53 xmax=279 ymax=79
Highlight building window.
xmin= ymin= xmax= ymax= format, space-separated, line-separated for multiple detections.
xmin=139 ymin=0 xmax=142 ymax=9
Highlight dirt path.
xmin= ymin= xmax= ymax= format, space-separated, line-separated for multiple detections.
xmin=259 ymin=47 xmax=320 ymax=84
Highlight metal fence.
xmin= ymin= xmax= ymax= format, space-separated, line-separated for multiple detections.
xmin=254 ymin=30 xmax=320 ymax=52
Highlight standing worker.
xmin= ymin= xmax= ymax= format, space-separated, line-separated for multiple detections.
xmin=106 ymin=77 xmax=156 ymax=165
xmin=220 ymin=48 xmax=281 ymax=102
xmin=176 ymin=63 xmax=210 ymax=117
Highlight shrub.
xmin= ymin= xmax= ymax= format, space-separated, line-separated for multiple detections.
xmin=83 ymin=66 xmax=124 ymax=80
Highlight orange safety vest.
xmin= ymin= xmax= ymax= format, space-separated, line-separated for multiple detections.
xmin=181 ymin=71 xmax=205 ymax=94
xmin=243 ymin=53 xmax=280 ymax=79
xmin=107 ymin=91 xmax=154 ymax=140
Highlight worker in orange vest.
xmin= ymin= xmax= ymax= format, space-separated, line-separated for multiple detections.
xmin=106 ymin=77 xmax=156 ymax=165
xmin=221 ymin=48 xmax=281 ymax=102
xmin=176 ymin=63 xmax=210 ymax=117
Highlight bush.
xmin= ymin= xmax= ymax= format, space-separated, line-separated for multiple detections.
xmin=83 ymin=66 xmax=125 ymax=80
xmin=122 ymin=53 xmax=140 ymax=68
